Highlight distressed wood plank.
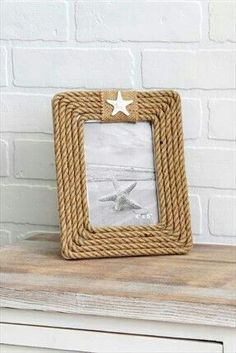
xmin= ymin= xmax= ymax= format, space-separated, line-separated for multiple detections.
xmin=0 ymin=234 xmax=235 ymax=327
xmin=25 ymin=234 xmax=236 ymax=263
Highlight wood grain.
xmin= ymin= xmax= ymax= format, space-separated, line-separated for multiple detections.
xmin=0 ymin=234 xmax=235 ymax=327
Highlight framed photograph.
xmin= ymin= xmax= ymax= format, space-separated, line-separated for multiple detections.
xmin=84 ymin=121 xmax=159 ymax=228
xmin=52 ymin=90 xmax=192 ymax=259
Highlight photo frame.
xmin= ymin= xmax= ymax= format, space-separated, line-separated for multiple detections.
xmin=52 ymin=90 xmax=192 ymax=259
xmin=84 ymin=120 xmax=160 ymax=228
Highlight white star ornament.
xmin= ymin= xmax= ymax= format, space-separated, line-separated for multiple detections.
xmin=106 ymin=91 xmax=133 ymax=116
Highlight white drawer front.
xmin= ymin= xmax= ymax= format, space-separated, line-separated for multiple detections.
xmin=1 ymin=323 xmax=223 ymax=353
xmin=1 ymin=346 xmax=81 ymax=353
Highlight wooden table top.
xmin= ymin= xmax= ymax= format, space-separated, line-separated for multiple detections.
xmin=0 ymin=234 xmax=235 ymax=327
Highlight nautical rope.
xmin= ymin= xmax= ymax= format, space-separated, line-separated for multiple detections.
xmin=52 ymin=90 xmax=192 ymax=259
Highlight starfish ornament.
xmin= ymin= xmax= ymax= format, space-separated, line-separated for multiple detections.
xmin=106 ymin=91 xmax=133 ymax=116
xmin=99 ymin=179 xmax=142 ymax=211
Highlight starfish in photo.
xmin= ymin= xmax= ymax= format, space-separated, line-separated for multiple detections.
xmin=106 ymin=91 xmax=133 ymax=116
xmin=99 ymin=178 xmax=142 ymax=211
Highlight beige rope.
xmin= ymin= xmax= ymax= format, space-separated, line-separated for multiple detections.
xmin=52 ymin=90 xmax=192 ymax=259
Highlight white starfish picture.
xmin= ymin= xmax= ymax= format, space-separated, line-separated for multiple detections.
xmin=106 ymin=91 xmax=133 ymax=116
xmin=99 ymin=179 xmax=143 ymax=211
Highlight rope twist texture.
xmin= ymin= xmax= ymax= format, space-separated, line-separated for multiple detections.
xmin=52 ymin=90 xmax=192 ymax=259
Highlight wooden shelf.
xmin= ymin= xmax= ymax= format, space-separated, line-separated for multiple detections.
xmin=0 ymin=234 xmax=235 ymax=328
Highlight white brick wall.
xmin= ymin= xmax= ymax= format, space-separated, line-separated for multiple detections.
xmin=1 ymin=184 xmax=58 ymax=226
xmin=185 ymin=147 xmax=236 ymax=189
xmin=209 ymin=1 xmax=236 ymax=42
xmin=1 ymin=94 xmax=53 ymax=132
xmin=75 ymin=1 xmax=202 ymax=42
xmin=14 ymin=140 xmax=56 ymax=180
xmin=208 ymin=99 xmax=236 ymax=140
xmin=142 ymin=50 xmax=236 ymax=89
xmin=0 ymin=0 xmax=235 ymax=246
xmin=0 ymin=47 xmax=8 ymax=86
xmin=13 ymin=48 xmax=135 ymax=88
xmin=209 ymin=196 xmax=236 ymax=236
xmin=0 ymin=139 xmax=9 ymax=177
xmin=1 ymin=1 xmax=69 ymax=41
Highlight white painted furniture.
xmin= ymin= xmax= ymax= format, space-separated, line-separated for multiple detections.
xmin=1 ymin=234 xmax=235 ymax=353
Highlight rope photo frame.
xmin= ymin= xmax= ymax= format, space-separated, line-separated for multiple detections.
xmin=52 ymin=90 xmax=192 ymax=259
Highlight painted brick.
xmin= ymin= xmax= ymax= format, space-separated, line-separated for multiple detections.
xmin=142 ymin=50 xmax=235 ymax=89
xmin=1 ymin=94 xmax=53 ymax=133
xmin=14 ymin=140 xmax=56 ymax=180
xmin=76 ymin=1 xmax=201 ymax=42
xmin=0 ymin=139 xmax=9 ymax=177
xmin=0 ymin=230 xmax=11 ymax=247
xmin=13 ymin=48 xmax=135 ymax=88
xmin=209 ymin=99 xmax=236 ymax=140
xmin=0 ymin=184 xmax=58 ymax=226
xmin=185 ymin=147 xmax=236 ymax=189
xmin=189 ymin=194 xmax=202 ymax=235
xmin=182 ymin=98 xmax=202 ymax=139
xmin=0 ymin=0 xmax=235 ymax=247
xmin=209 ymin=1 xmax=236 ymax=42
xmin=0 ymin=47 xmax=7 ymax=86
xmin=1 ymin=1 xmax=69 ymax=41
xmin=209 ymin=196 xmax=236 ymax=236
